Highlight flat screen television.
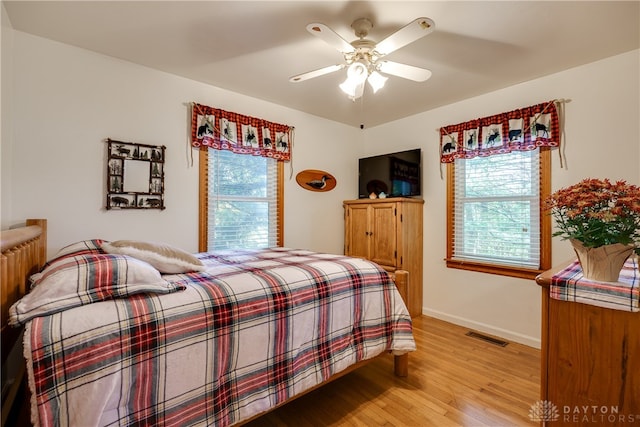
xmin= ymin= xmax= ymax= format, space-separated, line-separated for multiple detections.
xmin=358 ymin=148 xmax=421 ymax=198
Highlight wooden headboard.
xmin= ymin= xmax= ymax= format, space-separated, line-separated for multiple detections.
xmin=1 ymin=219 xmax=47 ymax=426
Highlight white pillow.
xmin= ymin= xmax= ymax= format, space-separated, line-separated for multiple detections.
xmin=46 ymin=239 xmax=107 ymax=265
xmin=101 ymin=240 xmax=206 ymax=274
xmin=9 ymin=253 xmax=183 ymax=326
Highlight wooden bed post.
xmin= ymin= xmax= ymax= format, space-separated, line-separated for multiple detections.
xmin=26 ymin=219 xmax=47 ymax=268
xmin=392 ymin=269 xmax=410 ymax=377
xmin=394 ymin=354 xmax=409 ymax=377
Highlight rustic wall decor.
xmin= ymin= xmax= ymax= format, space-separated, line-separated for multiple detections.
xmin=106 ymin=138 xmax=165 ymax=210
xmin=295 ymin=169 xmax=336 ymax=192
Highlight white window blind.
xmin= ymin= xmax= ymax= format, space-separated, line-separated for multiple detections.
xmin=453 ymin=148 xmax=540 ymax=268
xmin=207 ymin=149 xmax=278 ymax=250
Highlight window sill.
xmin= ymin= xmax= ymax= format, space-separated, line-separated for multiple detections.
xmin=445 ymin=258 xmax=544 ymax=280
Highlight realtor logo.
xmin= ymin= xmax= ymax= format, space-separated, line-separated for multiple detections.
xmin=529 ymin=400 xmax=560 ymax=422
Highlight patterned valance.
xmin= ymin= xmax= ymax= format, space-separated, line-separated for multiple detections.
xmin=439 ymin=100 xmax=561 ymax=163
xmin=191 ymin=103 xmax=293 ymax=162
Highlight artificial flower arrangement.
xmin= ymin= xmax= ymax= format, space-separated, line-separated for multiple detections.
xmin=545 ymin=178 xmax=640 ymax=281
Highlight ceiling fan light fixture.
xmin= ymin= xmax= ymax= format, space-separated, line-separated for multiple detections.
xmin=339 ymin=78 xmax=366 ymax=100
xmin=353 ymin=81 xmax=365 ymax=99
xmin=346 ymin=61 xmax=368 ymax=83
xmin=340 ymin=61 xmax=369 ymax=98
xmin=297 ymin=16 xmax=435 ymax=101
xmin=367 ymin=70 xmax=388 ymax=93
xmin=339 ymin=77 xmax=359 ymax=97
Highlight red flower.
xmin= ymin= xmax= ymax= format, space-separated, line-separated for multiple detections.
xmin=545 ymin=178 xmax=640 ymax=249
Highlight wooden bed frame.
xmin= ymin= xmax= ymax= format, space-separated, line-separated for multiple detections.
xmin=0 ymin=219 xmax=408 ymax=426
xmin=1 ymin=219 xmax=47 ymax=426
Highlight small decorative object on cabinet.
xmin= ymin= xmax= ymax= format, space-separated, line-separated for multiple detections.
xmin=536 ymin=260 xmax=639 ymax=426
xmin=106 ymin=138 xmax=166 ymax=210
xmin=344 ymin=197 xmax=424 ymax=317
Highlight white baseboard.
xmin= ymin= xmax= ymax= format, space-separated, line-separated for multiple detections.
xmin=421 ymin=308 xmax=541 ymax=349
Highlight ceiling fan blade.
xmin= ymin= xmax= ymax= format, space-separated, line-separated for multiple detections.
xmin=378 ymin=61 xmax=432 ymax=82
xmin=375 ymin=17 xmax=435 ymax=56
xmin=289 ymin=64 xmax=346 ymax=83
xmin=306 ymin=23 xmax=356 ymax=54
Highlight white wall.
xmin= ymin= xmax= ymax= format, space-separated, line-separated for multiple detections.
xmin=4 ymin=30 xmax=360 ymax=257
xmin=363 ymin=49 xmax=640 ymax=348
xmin=1 ymin=2 xmax=14 ymax=229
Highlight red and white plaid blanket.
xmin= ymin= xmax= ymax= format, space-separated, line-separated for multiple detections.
xmin=25 ymin=248 xmax=415 ymax=426
xmin=550 ymin=256 xmax=639 ymax=312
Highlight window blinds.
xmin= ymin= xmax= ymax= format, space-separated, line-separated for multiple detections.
xmin=453 ymin=149 xmax=541 ymax=268
xmin=207 ymin=149 xmax=278 ymax=250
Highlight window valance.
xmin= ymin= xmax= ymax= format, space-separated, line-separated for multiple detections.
xmin=439 ymin=100 xmax=561 ymax=163
xmin=191 ymin=103 xmax=293 ymax=162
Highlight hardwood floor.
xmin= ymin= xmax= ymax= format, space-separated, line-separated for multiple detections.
xmin=245 ymin=315 xmax=540 ymax=427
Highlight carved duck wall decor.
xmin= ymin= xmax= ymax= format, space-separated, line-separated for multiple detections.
xmin=295 ymin=170 xmax=337 ymax=192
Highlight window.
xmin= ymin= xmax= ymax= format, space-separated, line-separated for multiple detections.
xmin=446 ymin=148 xmax=551 ymax=279
xmin=199 ymin=149 xmax=283 ymax=251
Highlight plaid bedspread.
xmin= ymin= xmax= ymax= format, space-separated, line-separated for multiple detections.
xmin=550 ymin=257 xmax=639 ymax=312
xmin=25 ymin=248 xmax=415 ymax=426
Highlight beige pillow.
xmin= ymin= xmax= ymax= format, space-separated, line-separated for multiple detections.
xmin=101 ymin=240 xmax=206 ymax=274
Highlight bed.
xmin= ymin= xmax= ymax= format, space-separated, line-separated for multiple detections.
xmin=1 ymin=219 xmax=416 ymax=426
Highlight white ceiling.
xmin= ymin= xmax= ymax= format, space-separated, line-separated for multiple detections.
xmin=4 ymin=1 xmax=639 ymax=128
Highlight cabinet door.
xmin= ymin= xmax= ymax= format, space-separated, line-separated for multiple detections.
xmin=545 ymin=298 xmax=640 ymax=425
xmin=345 ymin=204 xmax=371 ymax=259
xmin=370 ymin=203 xmax=397 ymax=267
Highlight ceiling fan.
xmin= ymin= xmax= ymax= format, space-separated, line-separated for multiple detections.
xmin=290 ymin=17 xmax=435 ymax=100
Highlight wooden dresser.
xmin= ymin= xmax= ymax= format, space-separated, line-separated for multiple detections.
xmin=536 ymin=263 xmax=639 ymax=426
xmin=343 ymin=198 xmax=423 ymax=317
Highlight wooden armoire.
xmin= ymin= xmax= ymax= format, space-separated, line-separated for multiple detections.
xmin=343 ymin=198 xmax=424 ymax=317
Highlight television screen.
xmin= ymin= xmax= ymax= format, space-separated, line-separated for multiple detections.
xmin=358 ymin=149 xmax=421 ymax=198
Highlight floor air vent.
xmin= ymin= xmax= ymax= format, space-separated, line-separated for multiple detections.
xmin=465 ymin=331 xmax=509 ymax=347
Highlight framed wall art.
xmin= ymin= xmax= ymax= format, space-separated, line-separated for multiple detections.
xmin=106 ymin=138 xmax=165 ymax=210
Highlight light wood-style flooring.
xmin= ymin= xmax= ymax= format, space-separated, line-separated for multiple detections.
xmin=245 ymin=315 xmax=540 ymax=426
